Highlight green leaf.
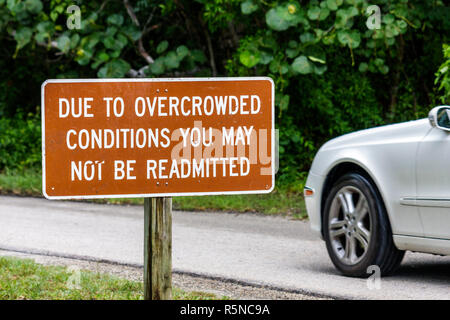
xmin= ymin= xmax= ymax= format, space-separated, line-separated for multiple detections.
xmin=116 ymin=34 xmax=128 ymax=48
xmin=266 ymin=7 xmax=290 ymax=31
xmin=97 ymin=59 xmax=130 ymax=78
xmin=157 ymin=41 xmax=169 ymax=54
xmin=25 ymin=0 xmax=42 ymax=14
xmin=34 ymin=32 xmax=46 ymax=43
xmin=106 ymin=26 xmax=118 ymax=37
xmin=164 ymin=51 xmax=181 ymax=69
xmin=386 ymin=37 xmax=395 ymax=46
xmin=335 ymin=9 xmax=348 ymax=28
xmin=337 ymin=30 xmax=349 ymax=45
xmin=103 ymin=36 xmax=117 ymax=50
xmin=307 ymin=6 xmax=321 ymax=20
xmin=383 ymin=14 xmax=395 ymax=25
xmin=379 ymin=65 xmax=389 ymax=74
xmin=82 ymin=33 xmax=101 ymax=50
xmin=326 ymin=0 xmax=338 ymax=11
xmin=319 ymin=8 xmax=330 ymax=21
xmin=266 ymin=3 xmax=304 ymax=31
xmin=259 ymin=51 xmax=273 ymax=64
xmin=292 ymin=55 xmax=313 ymax=74
xmin=280 ymin=62 xmax=289 ymax=74
xmin=97 ymin=51 xmax=110 ymax=62
xmin=36 ymin=21 xmax=54 ymax=34
xmin=280 ymin=3 xmax=301 ymax=22
xmin=107 ymin=14 xmax=124 ymax=26
xmin=92 ymin=51 xmax=110 ymax=69
xmin=122 ymin=26 xmax=142 ymax=42
xmin=308 ymin=55 xmax=326 ymax=64
xmin=150 ymin=57 xmax=165 ymax=75
xmin=305 ymin=46 xmax=326 ymax=64
xmin=269 ymin=59 xmax=289 ymax=74
xmin=176 ymin=45 xmax=189 ymax=59
xmin=366 ymin=39 xmax=376 ymax=48
xmin=239 ymin=50 xmax=261 ymax=68
xmin=286 ymin=47 xmax=300 ymax=59
xmin=56 ymin=35 xmax=71 ymax=53
xmin=337 ymin=30 xmax=361 ymax=48
xmin=348 ymin=30 xmax=361 ymax=48
xmin=288 ymin=40 xmax=298 ymax=48
xmin=241 ymin=0 xmax=258 ymax=15
xmin=101 ymin=33 xmax=127 ymax=52
xmin=385 ymin=24 xmax=399 ymax=38
xmin=313 ymin=64 xmax=327 ymax=75
xmin=75 ymin=49 xmax=93 ymax=66
xmin=14 ymin=27 xmax=32 ymax=50
xmin=191 ymin=50 xmax=207 ymax=63
xmin=347 ymin=6 xmax=359 ymax=18
xmin=300 ymin=32 xmax=315 ymax=43
xmin=109 ymin=50 xmax=121 ymax=58
xmin=396 ymin=21 xmax=408 ymax=35
xmin=50 ymin=10 xmax=58 ymax=21
xmin=70 ymin=34 xmax=80 ymax=49
xmin=279 ymin=94 xmax=290 ymax=111
xmin=358 ymin=62 xmax=368 ymax=72
xmin=374 ymin=58 xmax=384 ymax=67
xmin=269 ymin=59 xmax=280 ymax=73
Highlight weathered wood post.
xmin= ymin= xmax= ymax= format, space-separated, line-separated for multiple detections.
xmin=144 ymin=197 xmax=172 ymax=300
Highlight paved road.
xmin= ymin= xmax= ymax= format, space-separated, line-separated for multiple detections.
xmin=0 ymin=196 xmax=448 ymax=299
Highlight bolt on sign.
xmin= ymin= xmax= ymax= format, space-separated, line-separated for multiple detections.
xmin=41 ymin=78 xmax=275 ymax=199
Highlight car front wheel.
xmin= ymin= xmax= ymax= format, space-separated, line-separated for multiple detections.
xmin=323 ymin=173 xmax=404 ymax=277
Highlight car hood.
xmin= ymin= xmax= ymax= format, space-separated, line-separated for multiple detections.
xmin=319 ymin=118 xmax=432 ymax=151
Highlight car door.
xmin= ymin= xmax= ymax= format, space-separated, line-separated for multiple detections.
xmin=416 ymin=112 xmax=450 ymax=239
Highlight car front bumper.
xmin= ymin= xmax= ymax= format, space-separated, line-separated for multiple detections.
xmin=304 ymin=170 xmax=325 ymax=239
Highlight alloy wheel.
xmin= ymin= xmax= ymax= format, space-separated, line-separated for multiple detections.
xmin=328 ymin=186 xmax=372 ymax=265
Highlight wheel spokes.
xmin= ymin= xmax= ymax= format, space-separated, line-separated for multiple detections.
xmin=337 ymin=193 xmax=349 ymax=215
xmin=354 ymin=196 xmax=368 ymax=222
xmin=329 ymin=185 xmax=372 ymax=265
xmin=330 ymin=219 xmax=346 ymax=238
xmin=338 ymin=191 xmax=355 ymax=216
xmin=355 ymin=225 xmax=370 ymax=250
xmin=344 ymin=236 xmax=356 ymax=262
xmin=330 ymin=219 xmax=346 ymax=229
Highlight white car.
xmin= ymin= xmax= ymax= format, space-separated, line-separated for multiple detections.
xmin=304 ymin=106 xmax=450 ymax=277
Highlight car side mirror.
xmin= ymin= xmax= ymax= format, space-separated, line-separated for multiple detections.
xmin=428 ymin=106 xmax=450 ymax=132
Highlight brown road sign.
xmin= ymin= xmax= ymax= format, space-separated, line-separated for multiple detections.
xmin=41 ymin=78 xmax=275 ymax=199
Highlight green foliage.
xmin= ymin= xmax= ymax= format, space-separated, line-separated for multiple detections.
xmin=435 ymin=44 xmax=450 ymax=104
xmin=2 ymin=1 xmax=208 ymax=79
xmin=0 ymin=111 xmax=41 ymax=171
xmin=241 ymin=0 xmax=258 ymax=15
xmin=0 ymin=0 xmax=448 ymax=188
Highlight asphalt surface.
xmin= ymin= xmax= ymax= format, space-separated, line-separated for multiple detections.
xmin=0 ymin=195 xmax=448 ymax=299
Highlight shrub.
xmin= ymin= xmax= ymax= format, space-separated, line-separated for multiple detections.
xmin=0 ymin=111 xmax=41 ymax=171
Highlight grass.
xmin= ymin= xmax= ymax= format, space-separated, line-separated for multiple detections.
xmin=0 ymin=169 xmax=42 ymax=196
xmin=0 ymin=169 xmax=307 ymax=218
xmin=0 ymin=256 xmax=226 ymax=300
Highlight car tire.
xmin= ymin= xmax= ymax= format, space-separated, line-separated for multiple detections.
xmin=323 ymin=172 xmax=405 ymax=277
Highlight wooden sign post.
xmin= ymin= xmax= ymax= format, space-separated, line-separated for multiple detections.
xmin=41 ymin=78 xmax=275 ymax=300
xmin=144 ymin=197 xmax=172 ymax=300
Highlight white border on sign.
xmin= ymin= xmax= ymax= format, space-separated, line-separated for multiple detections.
xmin=41 ymin=77 xmax=275 ymax=200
